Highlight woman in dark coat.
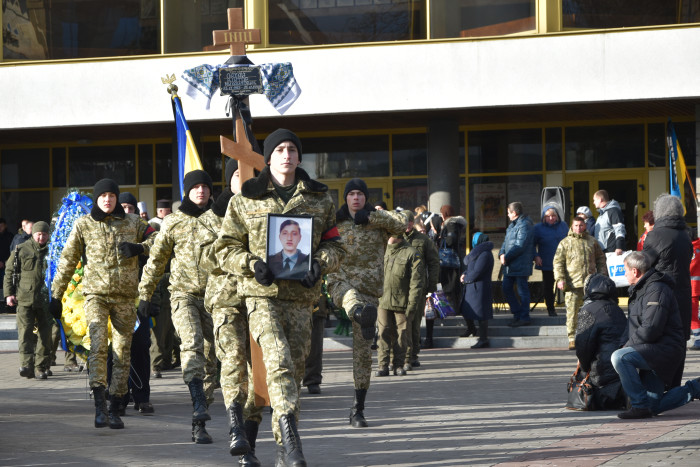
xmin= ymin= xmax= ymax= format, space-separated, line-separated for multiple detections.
xmin=575 ymin=273 xmax=627 ymax=409
xmin=460 ymin=232 xmax=494 ymax=348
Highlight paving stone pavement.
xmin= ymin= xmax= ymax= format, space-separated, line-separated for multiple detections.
xmin=0 ymin=347 xmax=699 ymax=467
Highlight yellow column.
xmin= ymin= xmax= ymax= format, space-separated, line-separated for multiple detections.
xmin=246 ymin=0 xmax=268 ymax=49
xmin=538 ymin=0 xmax=562 ymax=34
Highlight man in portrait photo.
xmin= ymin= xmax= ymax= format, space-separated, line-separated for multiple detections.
xmin=269 ymin=219 xmax=310 ymax=280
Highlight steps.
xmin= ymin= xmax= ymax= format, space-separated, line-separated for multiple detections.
xmin=322 ymin=307 xmax=573 ymax=350
xmin=0 ymin=314 xmax=18 ymax=351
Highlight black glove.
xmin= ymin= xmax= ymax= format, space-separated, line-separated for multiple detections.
xmin=300 ymin=261 xmax=322 ymax=289
xmin=149 ymin=302 xmax=160 ymax=318
xmin=49 ymin=299 xmax=63 ymax=320
xmin=254 ymin=260 xmax=275 ymax=287
xmin=118 ymin=242 xmax=144 ymax=258
xmin=137 ymin=300 xmax=150 ymax=322
xmin=353 ymin=209 xmax=370 ymax=225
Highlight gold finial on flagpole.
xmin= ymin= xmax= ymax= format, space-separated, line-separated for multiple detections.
xmin=161 ymin=73 xmax=178 ymax=96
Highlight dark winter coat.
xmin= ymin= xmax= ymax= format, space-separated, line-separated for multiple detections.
xmin=438 ymin=216 xmax=467 ymax=309
xmin=643 ymin=215 xmax=693 ymax=339
xmin=460 ymin=241 xmax=494 ymax=321
xmin=623 ymin=269 xmax=685 ymax=385
xmin=3 ymin=238 xmax=48 ymax=307
xmin=533 ymin=205 xmax=568 ymax=271
xmin=9 ymin=231 xmax=31 ymax=252
xmin=499 ymin=214 xmax=535 ymax=277
xmin=575 ymin=274 xmax=627 ymax=387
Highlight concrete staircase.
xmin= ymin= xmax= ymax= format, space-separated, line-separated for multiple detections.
xmin=0 ymin=314 xmax=18 ymax=351
xmin=322 ymin=307 xmax=571 ymax=350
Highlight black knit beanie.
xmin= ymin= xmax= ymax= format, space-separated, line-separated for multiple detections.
xmin=263 ymin=129 xmax=302 ymax=164
xmin=118 ymin=192 xmax=138 ymax=208
xmin=225 ymin=158 xmax=238 ymax=187
xmin=93 ymin=178 xmax=120 ymax=200
xmin=343 ymin=178 xmax=369 ymax=200
xmin=183 ymin=170 xmax=213 ymax=196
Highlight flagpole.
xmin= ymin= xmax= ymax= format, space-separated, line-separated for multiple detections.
xmin=683 ymin=164 xmax=699 ymax=210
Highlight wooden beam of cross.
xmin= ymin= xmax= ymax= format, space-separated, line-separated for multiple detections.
xmin=212 ymin=8 xmax=261 ymax=56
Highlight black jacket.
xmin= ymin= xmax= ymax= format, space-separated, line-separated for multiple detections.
xmin=643 ymin=216 xmax=693 ymax=339
xmin=623 ymin=269 xmax=685 ymax=385
xmin=460 ymin=241 xmax=494 ymax=321
xmin=575 ymin=274 xmax=627 ymax=387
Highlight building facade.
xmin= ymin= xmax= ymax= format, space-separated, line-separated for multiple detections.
xmin=2 ymin=0 xmax=699 ymax=249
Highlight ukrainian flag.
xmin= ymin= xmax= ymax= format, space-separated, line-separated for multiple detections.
xmin=172 ymin=95 xmax=203 ymax=198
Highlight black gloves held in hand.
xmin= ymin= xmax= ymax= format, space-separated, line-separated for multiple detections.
xmin=49 ymin=299 xmax=63 ymax=320
xmin=148 ymin=302 xmax=160 ymax=318
xmin=254 ymin=260 xmax=275 ymax=287
xmin=136 ymin=300 xmax=151 ymax=321
xmin=300 ymin=261 xmax=322 ymax=289
xmin=353 ymin=209 xmax=370 ymax=225
xmin=118 ymin=242 xmax=144 ymax=258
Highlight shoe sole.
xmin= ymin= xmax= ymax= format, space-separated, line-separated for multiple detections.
xmin=358 ymin=305 xmax=377 ymax=340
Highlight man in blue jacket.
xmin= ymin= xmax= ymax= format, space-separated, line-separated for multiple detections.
xmin=499 ymin=202 xmax=535 ymax=327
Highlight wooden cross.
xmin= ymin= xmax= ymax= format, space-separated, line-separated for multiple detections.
xmin=212 ymin=8 xmax=261 ymax=56
xmin=215 ymin=9 xmax=268 ymax=407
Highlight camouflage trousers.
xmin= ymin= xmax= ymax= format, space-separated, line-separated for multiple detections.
xmin=565 ymin=288 xmax=584 ymax=341
xmin=16 ymin=304 xmax=52 ymax=371
xmin=377 ymin=308 xmax=408 ymax=368
xmin=245 ymin=297 xmax=312 ymax=445
xmin=211 ymin=304 xmax=249 ymax=407
xmin=171 ymin=293 xmax=217 ymax=401
xmin=84 ymin=295 xmax=136 ymax=396
xmin=327 ymin=282 xmax=376 ymax=390
xmin=244 ymin=359 xmax=264 ymax=424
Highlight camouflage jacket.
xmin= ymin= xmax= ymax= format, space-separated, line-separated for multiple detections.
xmin=52 ymin=205 xmax=155 ymax=300
xmin=378 ymin=239 xmax=424 ymax=314
xmin=214 ymin=167 xmax=345 ymax=305
xmin=3 ymin=239 xmax=48 ymax=306
xmin=200 ymin=189 xmax=242 ymax=310
xmin=405 ymin=228 xmax=440 ymax=293
xmin=326 ymin=204 xmax=406 ymax=300
xmin=553 ymin=229 xmax=608 ymax=290
xmin=139 ymin=198 xmax=215 ymax=301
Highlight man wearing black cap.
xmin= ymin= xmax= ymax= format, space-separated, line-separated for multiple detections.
xmin=50 ymin=178 xmax=156 ymax=429
xmin=326 ymin=177 xmax=406 ymax=429
xmin=150 ymin=199 xmax=172 ymax=227
xmin=4 ymin=221 xmax=52 ymax=379
xmin=138 ymin=169 xmax=219 ymax=444
xmin=215 ymin=128 xmax=345 ymax=467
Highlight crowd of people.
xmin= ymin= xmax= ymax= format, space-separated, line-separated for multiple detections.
xmin=3 ymin=128 xmax=700 ymax=465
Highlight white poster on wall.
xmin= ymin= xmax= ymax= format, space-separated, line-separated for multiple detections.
xmin=473 ymin=183 xmax=507 ymax=231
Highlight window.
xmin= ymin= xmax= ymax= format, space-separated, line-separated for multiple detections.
xmin=545 ymin=128 xmax=562 ymax=171
xmin=393 ymin=178 xmax=427 ymax=211
xmin=300 ymin=135 xmax=389 ymax=179
xmin=155 ymin=144 xmax=174 ymax=185
xmin=138 ymin=144 xmax=154 ymax=185
xmin=53 ymin=148 xmax=67 ymax=187
xmin=163 ymin=0 xmax=244 ymax=53
xmin=69 ymin=146 xmax=136 ymax=187
xmin=563 ymin=0 xmax=700 ymax=29
xmin=202 ymin=142 xmax=225 ymax=185
xmin=1 ymin=148 xmax=50 ymax=189
xmin=565 ymin=125 xmax=644 ymax=170
xmin=431 ymin=0 xmax=536 ymax=39
xmin=268 ymin=0 xmax=426 ymax=46
xmin=392 ymin=134 xmax=427 ymax=176
xmin=1 ymin=191 xmax=51 ymax=231
xmin=468 ymin=129 xmax=542 ymax=174
xmin=468 ymin=174 xmax=542 ymax=234
xmin=2 ymin=1 xmax=160 ymax=61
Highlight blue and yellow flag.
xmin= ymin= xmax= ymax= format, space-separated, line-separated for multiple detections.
xmin=667 ymin=119 xmax=688 ymax=213
xmin=172 ymin=95 xmax=203 ymax=198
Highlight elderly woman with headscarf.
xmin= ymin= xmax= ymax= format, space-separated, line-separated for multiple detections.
xmin=460 ymin=232 xmax=494 ymax=348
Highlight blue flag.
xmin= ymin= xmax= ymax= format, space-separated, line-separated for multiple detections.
xmin=172 ymin=95 xmax=203 ymax=199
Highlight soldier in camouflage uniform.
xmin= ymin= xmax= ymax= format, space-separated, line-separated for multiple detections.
xmin=214 ymin=129 xmax=345 ymax=467
xmin=553 ymin=216 xmax=608 ymax=349
xmin=49 ymin=179 xmax=156 ymax=430
xmin=326 ymin=178 xmax=406 ymax=428
xmin=376 ymin=233 xmax=424 ymax=376
xmin=402 ymin=211 xmax=439 ymax=369
xmin=138 ymin=169 xmax=218 ymax=444
xmin=200 ymin=159 xmax=261 ymax=463
xmin=4 ymin=221 xmax=51 ymax=379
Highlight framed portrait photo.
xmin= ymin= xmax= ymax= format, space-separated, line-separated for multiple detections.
xmin=266 ymin=214 xmax=314 ymax=281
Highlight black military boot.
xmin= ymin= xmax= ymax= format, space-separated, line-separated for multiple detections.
xmin=226 ymin=403 xmax=250 ymax=456
xmin=187 ymin=378 xmax=211 ymax=421
xmin=278 ymin=413 xmax=306 ymax=467
xmin=275 ymin=443 xmax=285 ymax=467
xmin=351 ymin=304 xmax=377 ymax=340
xmin=191 ymin=420 xmax=213 ymax=444
xmin=92 ymin=385 xmax=109 ymax=428
xmin=240 ymin=420 xmax=262 ymax=467
xmin=108 ymin=396 xmax=125 ymax=429
xmin=349 ymin=389 xmax=368 ymax=428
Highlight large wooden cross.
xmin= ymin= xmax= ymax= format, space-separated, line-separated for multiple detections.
xmin=214 ymin=8 xmax=268 ymax=407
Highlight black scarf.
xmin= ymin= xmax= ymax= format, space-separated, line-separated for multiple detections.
xmin=90 ymin=203 xmax=126 ymax=221
xmin=336 ymin=203 xmax=376 ymax=223
xmin=178 ymin=197 xmax=212 ymax=218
